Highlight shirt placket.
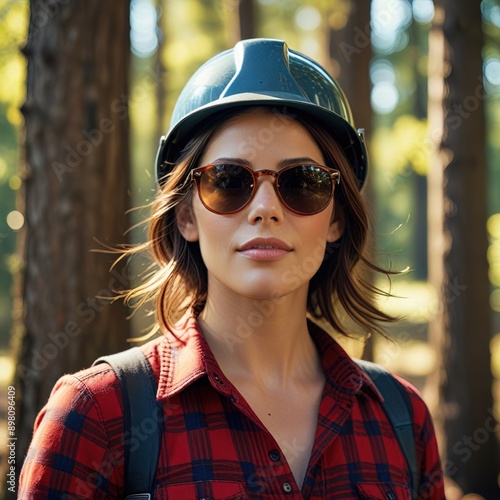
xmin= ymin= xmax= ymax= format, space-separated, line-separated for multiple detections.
xmin=207 ymin=369 xmax=307 ymax=498
xmin=301 ymin=369 xmax=362 ymax=498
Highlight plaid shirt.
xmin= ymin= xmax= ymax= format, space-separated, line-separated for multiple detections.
xmin=20 ymin=316 xmax=445 ymax=499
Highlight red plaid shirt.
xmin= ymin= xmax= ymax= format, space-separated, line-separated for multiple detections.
xmin=20 ymin=316 xmax=445 ymax=499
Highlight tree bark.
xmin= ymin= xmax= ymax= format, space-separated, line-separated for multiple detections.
xmin=238 ymin=0 xmax=256 ymax=41
xmin=6 ymin=0 xmax=131 ymax=490
xmin=427 ymin=1 xmax=500 ymax=495
xmin=155 ymin=0 xmax=167 ymax=142
xmin=409 ymin=1 xmax=428 ymax=281
xmin=328 ymin=1 xmax=372 ymax=134
xmin=328 ymin=1 xmax=375 ymax=360
xmin=225 ymin=0 xmax=256 ymax=44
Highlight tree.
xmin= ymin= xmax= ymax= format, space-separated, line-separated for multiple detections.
xmin=5 ymin=0 xmax=132 ymax=490
xmin=328 ymin=0 xmax=372 ymax=134
xmin=155 ymin=0 xmax=167 ymax=142
xmin=427 ymin=1 xmax=500 ymax=495
xmin=237 ymin=0 xmax=256 ymax=40
xmin=328 ymin=0 xmax=375 ymax=360
xmin=408 ymin=0 xmax=428 ymax=281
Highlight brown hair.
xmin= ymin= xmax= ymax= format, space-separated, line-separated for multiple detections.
xmin=118 ymin=107 xmax=397 ymax=338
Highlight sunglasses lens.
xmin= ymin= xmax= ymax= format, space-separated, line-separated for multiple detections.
xmin=278 ymin=165 xmax=333 ymax=214
xmin=199 ymin=165 xmax=254 ymax=213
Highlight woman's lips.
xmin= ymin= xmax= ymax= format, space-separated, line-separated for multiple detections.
xmin=238 ymin=238 xmax=292 ymax=261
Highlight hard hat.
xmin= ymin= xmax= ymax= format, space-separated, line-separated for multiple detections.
xmin=156 ymin=38 xmax=367 ymax=187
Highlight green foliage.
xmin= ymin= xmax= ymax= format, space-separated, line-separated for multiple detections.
xmin=372 ymin=115 xmax=429 ymax=177
xmin=0 ymin=0 xmax=27 ymax=347
xmin=487 ymin=98 xmax=500 ymax=215
xmin=2 ymin=0 xmax=500 ymax=339
xmin=489 ymin=214 xmax=500 ymax=286
xmin=162 ymin=0 xmax=228 ymax=124
xmin=370 ymin=115 xmax=430 ymax=274
xmin=0 ymin=0 xmax=27 ymax=119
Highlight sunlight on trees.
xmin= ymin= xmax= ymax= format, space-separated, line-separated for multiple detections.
xmin=0 ymin=2 xmax=27 ymax=121
xmin=0 ymin=1 xmax=499 ymax=494
xmin=0 ymin=0 xmax=28 ymax=349
xmin=130 ymin=0 xmax=159 ymax=57
xmin=372 ymin=115 xmax=429 ymax=177
xmin=488 ymin=213 xmax=500 ymax=300
xmin=0 ymin=2 xmax=498 ymax=336
xmin=1 ymin=0 xmax=498 ymax=351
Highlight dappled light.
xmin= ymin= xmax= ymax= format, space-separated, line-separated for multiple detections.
xmin=130 ymin=0 xmax=160 ymax=57
xmin=0 ymin=0 xmax=499 ymax=497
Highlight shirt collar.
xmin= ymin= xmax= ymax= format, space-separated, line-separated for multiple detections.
xmin=306 ymin=319 xmax=383 ymax=402
xmin=156 ymin=313 xmax=382 ymax=403
xmin=156 ymin=314 xmax=211 ymax=399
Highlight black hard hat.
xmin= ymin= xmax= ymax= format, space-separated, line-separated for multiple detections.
xmin=155 ymin=38 xmax=367 ymax=187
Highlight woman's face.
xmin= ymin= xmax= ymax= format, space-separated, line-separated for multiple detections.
xmin=177 ymin=109 xmax=343 ymax=303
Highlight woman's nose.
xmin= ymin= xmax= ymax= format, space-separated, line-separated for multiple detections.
xmin=246 ymin=177 xmax=284 ymax=224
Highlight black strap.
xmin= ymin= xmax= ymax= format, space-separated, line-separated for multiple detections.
xmin=93 ymin=347 xmax=162 ymax=500
xmin=355 ymin=359 xmax=419 ymax=499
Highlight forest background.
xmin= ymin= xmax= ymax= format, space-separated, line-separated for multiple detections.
xmin=0 ymin=0 xmax=500 ymax=498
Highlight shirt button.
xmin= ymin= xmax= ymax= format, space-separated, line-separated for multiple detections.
xmin=269 ymin=450 xmax=281 ymax=462
xmin=282 ymin=482 xmax=292 ymax=493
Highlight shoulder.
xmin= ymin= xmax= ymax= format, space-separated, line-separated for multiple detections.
xmin=359 ymin=362 xmax=445 ymax=495
xmin=49 ymin=362 xmax=124 ymax=417
xmin=356 ymin=360 xmax=445 ymax=494
xmin=30 ymin=362 xmax=126 ymax=459
xmin=355 ymin=359 xmax=431 ymax=422
xmin=390 ymin=373 xmax=435 ymax=432
xmin=355 ymin=359 xmax=440 ymax=452
xmin=54 ymin=335 xmax=165 ymax=412
xmin=30 ymin=336 xmax=166 ymax=449
xmin=20 ymin=364 xmax=125 ymax=497
xmin=20 ymin=338 xmax=166 ymax=498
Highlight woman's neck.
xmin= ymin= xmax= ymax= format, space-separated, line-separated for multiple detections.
xmin=197 ymin=281 xmax=323 ymax=387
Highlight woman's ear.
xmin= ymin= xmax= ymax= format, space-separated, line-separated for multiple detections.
xmin=327 ymin=205 xmax=345 ymax=243
xmin=176 ymin=202 xmax=199 ymax=242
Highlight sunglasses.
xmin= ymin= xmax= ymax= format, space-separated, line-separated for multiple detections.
xmin=190 ymin=163 xmax=341 ymax=216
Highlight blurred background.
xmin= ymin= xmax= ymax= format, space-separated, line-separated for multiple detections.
xmin=0 ymin=0 xmax=499 ymax=498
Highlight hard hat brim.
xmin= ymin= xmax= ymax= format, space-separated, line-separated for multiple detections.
xmin=156 ymin=93 xmax=368 ymax=188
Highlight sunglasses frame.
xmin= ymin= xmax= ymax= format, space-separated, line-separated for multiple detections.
xmin=190 ymin=162 xmax=341 ymax=216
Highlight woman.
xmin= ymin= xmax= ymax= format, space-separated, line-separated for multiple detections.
xmin=20 ymin=39 xmax=445 ymax=499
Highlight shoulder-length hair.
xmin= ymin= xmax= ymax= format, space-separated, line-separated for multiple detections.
xmin=119 ymin=106 xmax=396 ymax=338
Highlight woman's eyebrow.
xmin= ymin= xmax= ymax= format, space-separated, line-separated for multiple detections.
xmin=210 ymin=157 xmax=251 ymax=166
xmin=209 ymin=156 xmax=320 ymax=167
xmin=277 ymin=157 xmax=319 ymax=168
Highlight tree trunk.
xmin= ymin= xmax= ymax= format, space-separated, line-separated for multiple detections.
xmin=155 ymin=0 xmax=167 ymax=142
xmin=409 ymin=1 xmax=428 ymax=281
xmin=226 ymin=0 xmax=256 ymax=44
xmin=328 ymin=1 xmax=375 ymax=360
xmin=427 ymin=1 xmax=500 ymax=495
xmin=328 ymin=1 xmax=372 ymax=133
xmin=6 ymin=0 xmax=131 ymax=491
xmin=238 ymin=0 xmax=256 ymax=40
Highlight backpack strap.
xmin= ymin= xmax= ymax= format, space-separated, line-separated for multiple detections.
xmin=93 ymin=349 xmax=417 ymax=497
xmin=93 ymin=347 xmax=162 ymax=500
xmin=355 ymin=359 xmax=419 ymax=499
